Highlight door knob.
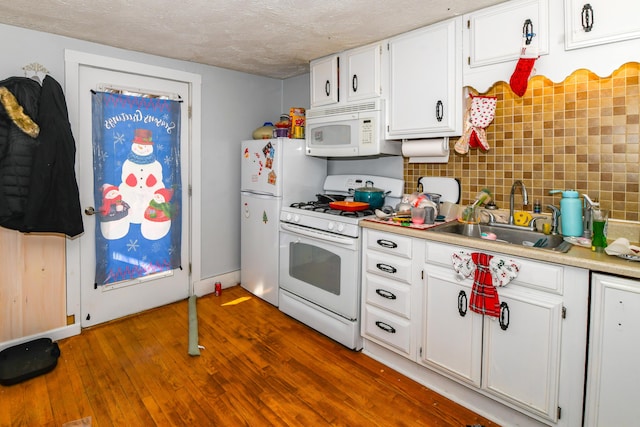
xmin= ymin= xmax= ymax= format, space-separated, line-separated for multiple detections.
xmin=85 ymin=206 xmax=96 ymax=215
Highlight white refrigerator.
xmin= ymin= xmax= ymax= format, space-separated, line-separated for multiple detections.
xmin=240 ymin=138 xmax=326 ymax=306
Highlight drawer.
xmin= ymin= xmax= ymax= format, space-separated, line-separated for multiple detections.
xmin=425 ymin=241 xmax=564 ymax=294
xmin=364 ymin=273 xmax=412 ymax=319
xmin=363 ymin=304 xmax=412 ymax=356
xmin=366 ymin=230 xmax=413 ymax=259
xmin=365 ymin=250 xmax=412 ymax=284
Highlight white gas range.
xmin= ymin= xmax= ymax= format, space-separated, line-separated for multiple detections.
xmin=278 ymin=174 xmax=403 ymax=350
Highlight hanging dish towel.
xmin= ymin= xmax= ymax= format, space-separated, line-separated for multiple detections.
xmin=454 ymin=94 xmax=497 ymax=154
xmin=452 ymin=251 xmax=520 ymax=317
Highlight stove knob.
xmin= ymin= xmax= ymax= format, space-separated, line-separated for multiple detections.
xmin=327 ymin=222 xmax=335 ymax=231
xmin=285 ymin=213 xmax=292 ymax=221
xmin=337 ymin=223 xmax=345 ymax=232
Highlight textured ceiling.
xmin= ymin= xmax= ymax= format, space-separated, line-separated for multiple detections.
xmin=0 ymin=0 xmax=506 ymax=79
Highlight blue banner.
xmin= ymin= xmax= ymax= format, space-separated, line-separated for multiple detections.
xmin=91 ymin=91 xmax=181 ymax=285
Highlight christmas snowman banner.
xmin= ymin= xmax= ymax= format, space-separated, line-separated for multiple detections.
xmin=91 ymin=91 xmax=182 ymax=285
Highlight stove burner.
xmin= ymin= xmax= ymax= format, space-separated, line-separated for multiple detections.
xmin=289 ymin=201 xmax=374 ymax=218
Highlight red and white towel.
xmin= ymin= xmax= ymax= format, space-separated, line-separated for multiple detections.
xmin=452 ymin=251 xmax=520 ymax=317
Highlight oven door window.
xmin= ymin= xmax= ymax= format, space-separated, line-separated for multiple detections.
xmin=289 ymin=242 xmax=340 ymax=295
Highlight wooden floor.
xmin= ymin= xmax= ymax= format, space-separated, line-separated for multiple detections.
xmin=0 ymin=285 xmax=498 ymax=426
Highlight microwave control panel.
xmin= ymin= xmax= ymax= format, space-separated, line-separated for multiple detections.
xmin=360 ymin=119 xmax=374 ymax=145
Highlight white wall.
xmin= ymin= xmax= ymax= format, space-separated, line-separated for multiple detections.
xmin=0 ymin=23 xmax=283 ymax=282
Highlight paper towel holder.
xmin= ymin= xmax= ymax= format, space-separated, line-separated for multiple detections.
xmin=402 ymin=137 xmax=450 ymax=163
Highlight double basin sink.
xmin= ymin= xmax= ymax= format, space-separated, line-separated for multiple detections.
xmin=427 ymin=222 xmax=573 ymax=253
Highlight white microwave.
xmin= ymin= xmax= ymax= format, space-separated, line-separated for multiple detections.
xmin=305 ymin=100 xmax=401 ymax=157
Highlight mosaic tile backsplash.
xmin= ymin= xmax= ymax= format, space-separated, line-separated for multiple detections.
xmin=405 ymin=62 xmax=640 ymax=221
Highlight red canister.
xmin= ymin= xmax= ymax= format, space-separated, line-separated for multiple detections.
xmin=215 ymin=282 xmax=222 ymax=296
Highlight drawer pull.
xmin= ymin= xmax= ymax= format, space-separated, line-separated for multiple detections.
xmin=457 ymin=290 xmax=467 ymax=317
xmin=499 ymin=302 xmax=510 ymax=331
xmin=325 ymin=80 xmax=331 ymax=96
xmin=376 ymin=263 xmax=397 ymax=274
xmin=375 ymin=321 xmax=396 ymax=334
xmin=352 ymin=74 xmax=358 ymax=93
xmin=376 ymin=239 xmax=398 ymax=249
xmin=375 ymin=289 xmax=397 ymax=300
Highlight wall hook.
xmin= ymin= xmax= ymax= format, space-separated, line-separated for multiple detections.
xmin=22 ymin=62 xmax=49 ymax=83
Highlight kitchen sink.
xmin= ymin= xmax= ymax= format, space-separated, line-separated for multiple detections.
xmin=427 ymin=221 xmax=573 ymax=253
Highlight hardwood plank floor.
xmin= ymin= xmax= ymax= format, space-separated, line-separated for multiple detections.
xmin=0 ymin=285 xmax=499 ymax=426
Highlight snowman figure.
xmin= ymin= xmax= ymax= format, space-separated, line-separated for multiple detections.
xmin=99 ymin=184 xmax=130 ymax=240
xmin=119 ymin=129 xmax=165 ymax=224
xmin=141 ymin=188 xmax=173 ymax=240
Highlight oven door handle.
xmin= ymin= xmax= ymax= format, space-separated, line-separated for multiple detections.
xmin=280 ymin=222 xmax=356 ymax=246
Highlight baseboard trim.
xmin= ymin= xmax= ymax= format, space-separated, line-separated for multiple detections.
xmin=0 ymin=324 xmax=81 ymax=352
xmin=194 ymin=270 xmax=240 ymax=297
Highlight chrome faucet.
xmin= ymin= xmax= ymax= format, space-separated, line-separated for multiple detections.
xmin=582 ymin=194 xmax=599 ymax=238
xmin=547 ymin=204 xmax=561 ymax=235
xmin=508 ymin=180 xmax=529 ymax=226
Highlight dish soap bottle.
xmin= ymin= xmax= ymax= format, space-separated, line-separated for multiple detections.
xmin=550 ymin=190 xmax=583 ymax=237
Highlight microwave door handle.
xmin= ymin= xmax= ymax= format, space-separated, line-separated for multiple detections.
xmin=280 ymin=223 xmax=355 ymax=245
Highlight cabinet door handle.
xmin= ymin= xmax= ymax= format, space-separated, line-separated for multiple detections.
xmin=376 ymin=239 xmax=398 ymax=249
xmin=457 ymin=290 xmax=467 ymax=317
xmin=352 ymin=74 xmax=358 ymax=93
xmin=499 ymin=302 xmax=510 ymax=331
xmin=325 ymin=80 xmax=331 ymax=97
xmin=375 ymin=321 xmax=396 ymax=334
xmin=522 ymin=18 xmax=535 ymax=45
xmin=435 ymin=100 xmax=444 ymax=122
xmin=581 ymin=3 xmax=594 ymax=32
xmin=376 ymin=288 xmax=397 ymax=300
xmin=376 ymin=263 xmax=397 ymax=274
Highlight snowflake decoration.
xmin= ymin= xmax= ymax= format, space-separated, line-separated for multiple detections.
xmin=156 ymin=143 xmax=165 ymax=152
xmin=151 ymin=242 xmax=162 ymax=253
xmin=163 ymin=155 xmax=174 ymax=166
xmin=168 ymin=245 xmax=177 ymax=255
xmin=126 ymin=239 xmax=139 ymax=252
xmin=114 ymin=132 xmax=125 ymax=145
xmin=97 ymin=149 xmax=109 ymax=164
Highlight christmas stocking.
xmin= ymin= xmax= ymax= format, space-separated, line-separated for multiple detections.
xmin=509 ymin=56 xmax=537 ymax=97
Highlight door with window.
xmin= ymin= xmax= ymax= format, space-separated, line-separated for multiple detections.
xmin=68 ymin=54 xmax=194 ymax=327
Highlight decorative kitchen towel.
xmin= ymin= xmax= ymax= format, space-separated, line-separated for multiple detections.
xmin=454 ymin=94 xmax=497 ymax=154
xmin=452 ymin=251 xmax=520 ymax=317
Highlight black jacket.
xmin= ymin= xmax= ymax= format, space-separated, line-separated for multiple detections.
xmin=0 ymin=76 xmax=84 ymax=237
xmin=0 ymin=77 xmax=41 ymax=226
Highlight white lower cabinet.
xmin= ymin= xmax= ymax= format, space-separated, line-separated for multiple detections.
xmin=421 ymin=257 xmax=563 ymax=422
xmin=361 ymin=229 xmax=590 ymax=427
xmin=585 ymin=273 xmax=640 ymax=426
xmin=362 ymin=229 xmax=420 ymax=359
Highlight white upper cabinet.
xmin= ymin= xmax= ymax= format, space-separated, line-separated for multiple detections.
xmin=387 ymin=17 xmax=463 ymax=139
xmin=463 ymin=0 xmax=549 ymax=92
xmin=564 ymin=0 xmax=640 ymax=50
xmin=345 ymin=43 xmax=383 ymax=103
xmin=310 ymin=42 xmax=384 ymax=109
xmin=310 ymin=54 xmax=340 ymax=108
xmin=467 ymin=0 xmax=549 ymax=68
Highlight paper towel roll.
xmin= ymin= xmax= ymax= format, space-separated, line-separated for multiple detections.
xmin=401 ymin=138 xmax=450 ymax=163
